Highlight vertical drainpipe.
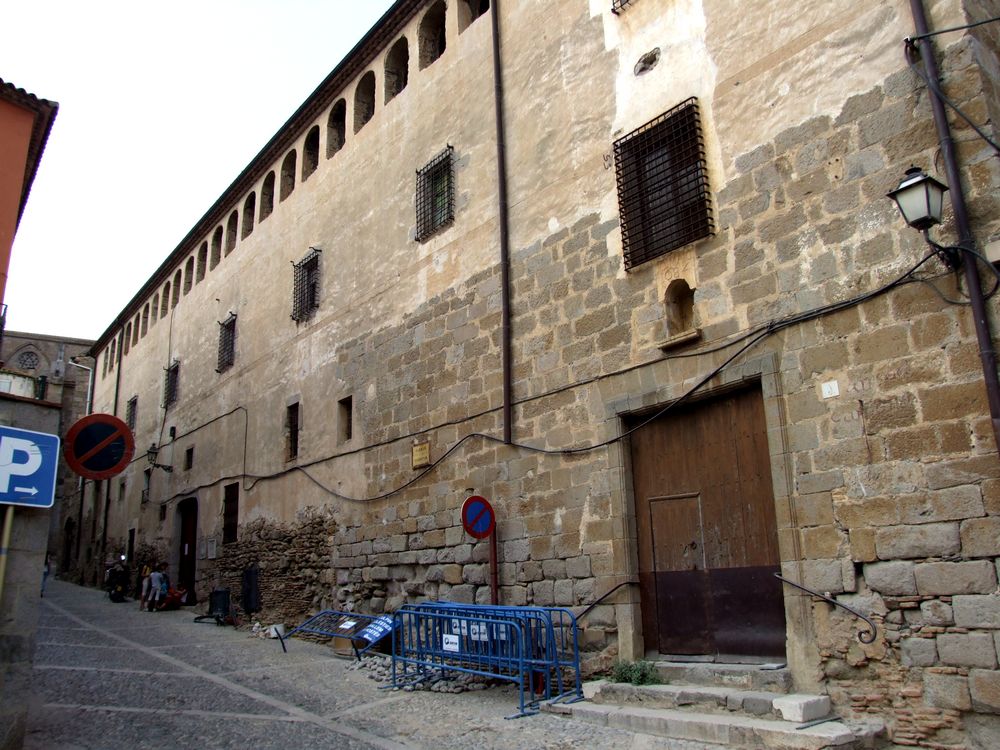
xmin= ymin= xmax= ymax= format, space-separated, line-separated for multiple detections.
xmin=490 ymin=0 xmax=513 ymax=445
xmin=98 ymin=329 xmax=125 ymax=571
xmin=908 ymin=0 xmax=1000 ymax=455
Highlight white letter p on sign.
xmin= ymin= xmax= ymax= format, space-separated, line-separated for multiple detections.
xmin=0 ymin=436 xmax=42 ymax=492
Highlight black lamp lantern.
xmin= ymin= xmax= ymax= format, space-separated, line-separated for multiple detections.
xmin=887 ymin=166 xmax=949 ymax=231
xmin=146 ymin=442 xmax=173 ymax=472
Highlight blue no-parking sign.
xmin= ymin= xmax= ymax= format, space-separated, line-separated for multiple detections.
xmin=0 ymin=425 xmax=60 ymax=508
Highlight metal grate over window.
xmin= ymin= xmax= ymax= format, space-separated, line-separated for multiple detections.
xmin=415 ymin=145 xmax=454 ymax=242
xmin=614 ymin=98 xmax=714 ymax=270
xmin=611 ymin=0 xmax=638 ymax=13
xmin=162 ymin=360 xmax=180 ymax=408
xmin=125 ymin=396 xmax=138 ymax=430
xmin=216 ymin=313 xmax=237 ymax=373
xmin=291 ymin=248 xmax=321 ymax=322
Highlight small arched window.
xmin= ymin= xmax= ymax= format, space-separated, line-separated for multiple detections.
xmin=242 ymin=193 xmax=256 ymax=239
xmin=197 ymin=243 xmax=207 ymax=282
xmin=260 ymin=172 xmax=275 ymax=220
xmin=184 ymin=257 xmax=194 ymax=294
xmin=123 ymin=323 xmax=132 ymax=354
xmin=211 ymin=226 xmax=223 ymax=269
xmin=419 ymin=1 xmax=447 ymax=69
xmin=16 ymin=350 xmax=39 ymax=370
xmin=385 ymin=38 xmax=409 ymax=103
xmin=109 ymin=338 xmax=116 ymax=368
xmin=458 ymin=0 xmax=489 ymax=32
xmin=160 ymin=284 xmax=170 ymax=317
xmin=280 ymin=150 xmax=297 ymax=201
xmin=226 ymin=211 xmax=238 ymax=255
xmin=302 ymin=126 xmax=319 ymax=181
xmin=141 ymin=304 xmax=150 ymax=335
xmin=132 ymin=314 xmax=140 ymax=345
xmin=151 ymin=294 xmax=159 ymax=322
xmin=172 ymin=271 xmax=182 ymax=308
xmin=354 ymin=72 xmax=376 ymax=133
xmin=327 ymin=100 xmax=346 ymax=158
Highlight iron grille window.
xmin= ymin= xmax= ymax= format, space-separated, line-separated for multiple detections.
xmin=614 ymin=98 xmax=714 ymax=270
xmin=162 ymin=360 xmax=180 ymax=408
xmin=291 ymin=249 xmax=321 ymax=322
xmin=125 ymin=396 xmax=137 ymax=431
xmin=611 ymin=0 xmax=638 ymax=13
xmin=217 ymin=313 xmax=237 ymax=372
xmin=415 ymin=145 xmax=454 ymax=242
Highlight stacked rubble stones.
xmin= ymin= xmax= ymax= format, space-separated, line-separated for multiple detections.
xmin=213 ymin=508 xmax=337 ymax=626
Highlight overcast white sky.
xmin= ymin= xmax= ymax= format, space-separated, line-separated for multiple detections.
xmin=3 ymin=0 xmax=395 ymax=341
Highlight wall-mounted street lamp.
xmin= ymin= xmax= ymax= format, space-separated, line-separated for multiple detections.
xmin=146 ymin=443 xmax=173 ymax=473
xmin=887 ymin=166 xmax=960 ymax=269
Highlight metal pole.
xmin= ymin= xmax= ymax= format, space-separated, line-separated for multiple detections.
xmin=0 ymin=505 xmax=15 ymax=606
xmin=490 ymin=531 xmax=499 ymax=605
xmin=909 ymin=0 xmax=1000 ymax=455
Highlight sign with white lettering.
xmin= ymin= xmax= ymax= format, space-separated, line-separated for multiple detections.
xmin=0 ymin=426 xmax=60 ymax=508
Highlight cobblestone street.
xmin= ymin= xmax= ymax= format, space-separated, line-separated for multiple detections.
xmin=26 ymin=580 xmax=704 ymax=750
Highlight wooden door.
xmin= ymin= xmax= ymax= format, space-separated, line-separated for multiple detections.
xmin=629 ymin=386 xmax=785 ymax=659
xmin=178 ymin=498 xmax=198 ymax=599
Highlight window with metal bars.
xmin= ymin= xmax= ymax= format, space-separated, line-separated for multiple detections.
xmin=125 ymin=396 xmax=137 ymax=431
xmin=611 ymin=0 xmax=638 ymax=13
xmin=291 ymin=249 xmax=321 ymax=322
xmin=216 ymin=313 xmax=237 ymax=372
xmin=162 ymin=360 xmax=180 ymax=408
xmin=415 ymin=146 xmax=454 ymax=242
xmin=613 ymin=98 xmax=714 ymax=270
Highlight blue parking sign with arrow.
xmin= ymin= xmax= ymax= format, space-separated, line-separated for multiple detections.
xmin=0 ymin=426 xmax=60 ymax=509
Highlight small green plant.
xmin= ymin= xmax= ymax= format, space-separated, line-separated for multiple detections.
xmin=609 ymin=659 xmax=662 ymax=685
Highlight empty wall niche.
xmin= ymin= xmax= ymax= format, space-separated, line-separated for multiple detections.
xmin=659 ymin=278 xmax=700 ymax=352
xmin=327 ymin=99 xmax=346 ymax=157
xmin=385 ymin=37 xmax=409 ymax=103
xmin=354 ymin=71 xmax=376 ymax=133
xmin=302 ymin=125 xmax=319 ymax=181
xmin=419 ymin=1 xmax=446 ymax=69
xmin=458 ymin=0 xmax=489 ymax=32
xmin=280 ymin=150 xmax=297 ymax=201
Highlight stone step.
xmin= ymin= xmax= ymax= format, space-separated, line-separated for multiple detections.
xmin=654 ymin=660 xmax=795 ymax=693
xmin=544 ymin=701 xmax=886 ymax=750
xmin=587 ymin=680 xmax=831 ymax=722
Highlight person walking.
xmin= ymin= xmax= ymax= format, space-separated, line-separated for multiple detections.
xmin=147 ymin=564 xmax=164 ymax=611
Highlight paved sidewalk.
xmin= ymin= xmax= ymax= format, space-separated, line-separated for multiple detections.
xmin=26 ymin=580 xmax=706 ymax=749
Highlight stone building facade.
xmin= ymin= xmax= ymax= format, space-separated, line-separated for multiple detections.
xmin=0 ymin=330 xmax=94 ymax=577
xmin=87 ymin=1 xmax=1000 ymax=746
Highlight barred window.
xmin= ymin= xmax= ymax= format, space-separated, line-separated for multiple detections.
xmin=415 ymin=146 xmax=454 ymax=242
xmin=163 ymin=360 xmax=180 ymax=408
xmin=125 ymin=396 xmax=138 ymax=431
xmin=291 ymin=249 xmax=321 ymax=322
xmin=217 ymin=313 xmax=237 ymax=372
xmin=611 ymin=0 xmax=638 ymax=13
xmin=614 ymin=98 xmax=714 ymax=270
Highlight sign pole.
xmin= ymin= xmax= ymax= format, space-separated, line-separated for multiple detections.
xmin=490 ymin=529 xmax=499 ymax=605
xmin=0 ymin=505 xmax=15 ymax=607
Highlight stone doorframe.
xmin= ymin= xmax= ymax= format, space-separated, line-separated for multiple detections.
xmin=602 ymin=350 xmax=820 ymax=686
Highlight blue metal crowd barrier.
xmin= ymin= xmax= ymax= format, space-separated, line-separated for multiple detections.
xmin=390 ymin=602 xmax=583 ymax=717
xmin=391 ymin=606 xmax=534 ymax=717
xmin=412 ymin=602 xmax=583 ymax=705
xmin=277 ymin=610 xmax=395 ymax=656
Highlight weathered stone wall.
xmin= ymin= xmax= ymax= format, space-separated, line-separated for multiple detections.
xmin=211 ymin=507 xmax=338 ymax=625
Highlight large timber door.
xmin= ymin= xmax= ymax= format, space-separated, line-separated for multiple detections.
xmin=178 ymin=497 xmax=198 ymax=601
xmin=628 ymin=386 xmax=785 ymax=659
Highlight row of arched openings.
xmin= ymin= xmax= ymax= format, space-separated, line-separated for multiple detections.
xmin=102 ymin=1 xmax=489 ymax=381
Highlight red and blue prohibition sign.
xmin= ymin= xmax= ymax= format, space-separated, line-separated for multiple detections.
xmin=461 ymin=495 xmax=496 ymax=540
xmin=64 ymin=413 xmax=135 ymax=480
